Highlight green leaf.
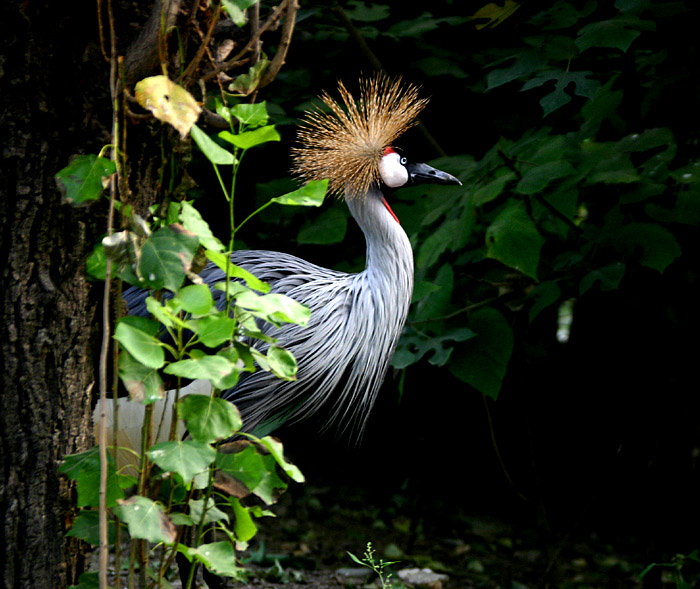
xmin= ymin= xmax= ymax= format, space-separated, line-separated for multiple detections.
xmin=527 ymin=280 xmax=562 ymax=322
xmin=486 ymin=51 xmax=548 ymax=90
xmin=266 ymin=346 xmax=298 ymax=381
xmin=449 ymin=307 xmax=514 ymax=399
xmin=178 ymin=394 xmax=243 ymax=443
xmin=192 ymin=314 xmax=237 ymax=347
xmin=114 ymin=317 xmax=165 ymax=369
xmin=521 ymin=71 xmax=600 ymax=116
xmin=178 ymin=284 xmax=214 ymax=315
xmin=235 ymin=291 xmax=311 ymax=327
xmin=115 ymin=495 xmax=177 ymax=544
xmin=191 ymin=541 xmax=245 ymax=578
xmin=169 ymin=512 xmax=194 ymax=526
xmin=139 ymin=224 xmax=200 ymax=292
xmin=221 ymin=0 xmax=258 ymax=26
xmin=228 ymin=59 xmax=269 ymax=95
xmin=415 ymin=219 xmax=464 ymax=270
xmin=229 ymin=497 xmax=258 ymax=542
xmin=134 ymin=76 xmax=201 ymax=138
xmin=216 ymin=444 xmax=288 ymax=504
xmin=271 ymin=179 xmax=328 ymax=207
xmin=68 ymin=571 xmax=100 ymax=589
xmin=86 ymin=242 xmax=108 ymax=280
xmin=579 ymin=263 xmax=625 ymax=294
xmin=59 ymin=447 xmax=126 ymax=508
xmin=345 ymin=0 xmax=390 ymax=22
xmin=646 ymin=191 xmax=700 ymax=226
xmin=219 ymin=125 xmax=280 ymax=150
xmin=118 ymin=349 xmax=165 ymax=404
xmin=66 ymin=510 xmax=116 ymax=546
xmin=297 ymin=207 xmax=347 ymax=244
xmin=473 ymin=174 xmax=514 ymax=206
xmin=516 ymin=160 xmax=576 ymax=194
xmin=486 ymin=202 xmax=544 ymax=280
xmin=148 ymin=440 xmax=216 ymax=484
xmin=216 ymin=445 xmax=264 ymax=493
xmin=392 ymin=327 xmax=476 ymax=369
xmin=180 ymin=201 xmax=225 ymax=252
xmin=145 ymin=296 xmax=188 ymax=331
xmin=165 ymin=355 xmax=241 ymax=391
xmin=205 ymin=254 xmax=271 ymax=293
xmin=470 ymin=0 xmax=521 ymax=29
xmin=576 ymin=17 xmax=653 ymax=53
xmin=615 ymin=223 xmax=681 ymax=273
xmin=188 ymin=497 xmax=230 ymax=525
xmin=414 ymin=263 xmax=454 ymax=322
xmin=231 ymin=101 xmax=269 ymax=127
xmin=55 ymin=154 xmax=116 ymax=205
xmin=256 ymin=435 xmax=305 ymax=483
xmin=191 ymin=124 xmax=236 ymax=165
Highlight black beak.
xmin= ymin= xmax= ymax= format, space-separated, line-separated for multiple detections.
xmin=405 ymin=162 xmax=462 ymax=186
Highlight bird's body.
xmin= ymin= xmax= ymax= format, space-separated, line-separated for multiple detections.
xmin=121 ymin=74 xmax=460 ymax=439
xmin=215 ymin=185 xmax=414 ymax=437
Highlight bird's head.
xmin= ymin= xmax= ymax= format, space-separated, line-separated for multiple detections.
xmin=379 ymin=146 xmax=461 ymax=189
xmin=291 ymin=74 xmax=461 ymax=199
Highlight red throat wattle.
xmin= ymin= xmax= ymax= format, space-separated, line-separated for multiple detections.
xmin=382 ymin=196 xmax=400 ymax=224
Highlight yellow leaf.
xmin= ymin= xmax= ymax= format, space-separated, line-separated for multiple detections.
xmin=134 ymin=75 xmax=202 ymax=138
xmin=471 ymin=0 xmax=520 ymax=30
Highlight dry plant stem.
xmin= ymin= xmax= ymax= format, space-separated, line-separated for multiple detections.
xmin=331 ymin=3 xmax=383 ymax=71
xmin=331 ymin=3 xmax=445 ymax=157
xmin=252 ymin=1 xmax=261 ymax=65
xmin=180 ymin=2 xmax=222 ymax=86
xmin=97 ymin=0 xmax=121 ymax=585
xmin=258 ymin=0 xmax=298 ymax=89
xmin=483 ymin=395 xmax=529 ymax=504
xmin=200 ymin=0 xmax=293 ymax=83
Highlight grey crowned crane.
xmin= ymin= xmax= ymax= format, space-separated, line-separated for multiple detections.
xmin=120 ymin=74 xmax=461 ymax=441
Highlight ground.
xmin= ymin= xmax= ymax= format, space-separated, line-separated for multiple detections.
xmin=226 ymin=481 xmax=664 ymax=589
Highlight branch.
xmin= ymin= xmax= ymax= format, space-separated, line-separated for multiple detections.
xmin=200 ymin=0 xmax=292 ymax=83
xmin=179 ymin=2 xmax=222 ymax=86
xmin=258 ymin=0 xmax=298 ymax=90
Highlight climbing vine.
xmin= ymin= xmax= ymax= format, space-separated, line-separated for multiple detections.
xmin=55 ymin=1 xmax=324 ymax=587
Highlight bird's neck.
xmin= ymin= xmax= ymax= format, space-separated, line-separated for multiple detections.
xmin=346 ymin=187 xmax=414 ymax=300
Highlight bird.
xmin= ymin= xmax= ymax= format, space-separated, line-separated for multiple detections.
xmin=119 ymin=74 xmax=461 ymax=441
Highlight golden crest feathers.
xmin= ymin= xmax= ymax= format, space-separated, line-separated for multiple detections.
xmin=291 ymin=74 xmax=429 ymax=199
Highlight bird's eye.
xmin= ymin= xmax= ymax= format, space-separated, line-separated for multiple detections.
xmin=400 ymin=157 xmax=407 ymax=165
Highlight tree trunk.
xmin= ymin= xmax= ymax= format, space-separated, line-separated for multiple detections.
xmin=0 ymin=1 xmax=108 ymax=586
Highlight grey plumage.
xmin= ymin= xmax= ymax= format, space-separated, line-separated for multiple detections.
xmin=218 ymin=185 xmax=414 ymax=437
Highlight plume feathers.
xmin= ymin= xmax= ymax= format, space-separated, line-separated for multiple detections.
xmin=291 ymin=74 xmax=428 ymax=199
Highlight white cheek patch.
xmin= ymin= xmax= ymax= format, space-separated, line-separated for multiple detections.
xmin=379 ymin=152 xmax=409 ymax=188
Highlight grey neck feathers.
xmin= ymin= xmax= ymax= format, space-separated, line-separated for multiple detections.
xmin=346 ymin=186 xmax=414 ymax=305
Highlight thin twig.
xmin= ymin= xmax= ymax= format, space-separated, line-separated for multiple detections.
xmin=407 ymin=296 xmax=500 ymax=325
xmin=251 ymin=1 xmax=261 ymax=65
xmin=331 ymin=3 xmax=383 ymax=70
xmin=179 ymin=2 xmax=222 ymax=86
xmin=483 ymin=395 xmax=529 ymax=503
xmin=97 ymin=0 xmax=120 ymax=586
xmin=258 ymin=0 xmax=298 ymax=90
xmin=331 ymin=2 xmax=445 ymax=157
xmin=96 ymin=0 xmax=109 ymax=62
xmin=200 ymin=0 xmax=291 ymax=83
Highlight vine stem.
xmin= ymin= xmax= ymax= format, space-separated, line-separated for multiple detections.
xmin=97 ymin=0 xmax=121 ymax=584
xmin=97 ymin=196 xmax=115 ymax=589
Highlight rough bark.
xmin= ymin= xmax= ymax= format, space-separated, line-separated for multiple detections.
xmin=0 ymin=1 xmax=108 ymax=586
